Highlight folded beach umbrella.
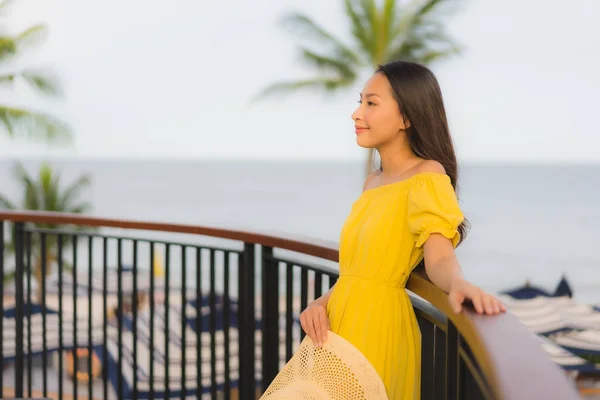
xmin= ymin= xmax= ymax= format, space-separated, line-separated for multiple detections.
xmin=549 ymin=329 xmax=600 ymax=358
xmin=537 ymin=335 xmax=600 ymax=372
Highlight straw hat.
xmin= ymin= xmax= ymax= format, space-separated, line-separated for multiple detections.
xmin=261 ymin=331 xmax=388 ymax=400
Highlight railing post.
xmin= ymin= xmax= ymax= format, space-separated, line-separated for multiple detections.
xmin=13 ymin=222 xmax=25 ymax=397
xmin=239 ymin=243 xmax=256 ymax=400
xmin=261 ymin=246 xmax=279 ymax=391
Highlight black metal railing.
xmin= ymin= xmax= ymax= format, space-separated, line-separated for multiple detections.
xmin=0 ymin=211 xmax=581 ymax=400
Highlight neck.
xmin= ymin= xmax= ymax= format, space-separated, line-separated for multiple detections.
xmin=377 ymin=135 xmax=419 ymax=177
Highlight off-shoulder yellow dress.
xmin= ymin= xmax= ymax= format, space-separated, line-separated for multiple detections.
xmin=326 ymin=172 xmax=464 ymax=399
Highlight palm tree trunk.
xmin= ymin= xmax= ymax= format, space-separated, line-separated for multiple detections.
xmin=33 ymin=253 xmax=54 ymax=303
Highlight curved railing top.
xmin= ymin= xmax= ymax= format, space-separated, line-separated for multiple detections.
xmin=0 ymin=210 xmax=579 ymax=399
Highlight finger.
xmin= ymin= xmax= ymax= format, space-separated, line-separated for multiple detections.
xmin=471 ymin=293 xmax=484 ymax=314
xmin=313 ymin=312 xmax=323 ymax=347
xmin=495 ymin=298 xmax=507 ymax=313
xmin=319 ymin=309 xmax=329 ymax=343
xmin=491 ymin=297 xmax=501 ymax=314
xmin=483 ymin=295 xmax=494 ymax=314
xmin=449 ymin=292 xmax=464 ymax=313
xmin=306 ymin=314 xmax=319 ymax=346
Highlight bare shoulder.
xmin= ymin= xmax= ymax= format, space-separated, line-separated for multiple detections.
xmin=415 ymin=160 xmax=446 ymax=175
xmin=362 ymin=171 xmax=379 ymax=192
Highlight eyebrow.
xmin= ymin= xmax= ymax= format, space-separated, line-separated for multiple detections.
xmin=360 ymin=93 xmax=380 ymax=98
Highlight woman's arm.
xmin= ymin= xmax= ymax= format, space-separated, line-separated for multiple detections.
xmin=423 ymin=233 xmax=505 ymax=315
xmin=313 ymin=285 xmax=335 ymax=306
xmin=300 ymin=284 xmax=336 ymax=347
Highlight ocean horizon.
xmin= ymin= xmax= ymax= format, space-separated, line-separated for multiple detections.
xmin=1 ymin=158 xmax=599 ymax=304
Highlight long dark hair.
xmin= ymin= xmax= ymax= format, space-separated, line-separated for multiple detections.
xmin=376 ymin=60 xmax=469 ymax=243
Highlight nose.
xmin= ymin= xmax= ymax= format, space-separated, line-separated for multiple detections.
xmin=351 ymin=104 xmax=362 ymax=121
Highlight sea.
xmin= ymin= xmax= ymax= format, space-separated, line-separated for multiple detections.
xmin=1 ymin=158 xmax=599 ymax=305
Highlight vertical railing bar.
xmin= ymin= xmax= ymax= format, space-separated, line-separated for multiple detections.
xmin=72 ymin=234 xmax=78 ymax=400
xmin=300 ymin=267 xmax=308 ymax=341
xmin=314 ymin=272 xmax=322 ymax=299
xmin=165 ymin=244 xmax=171 ymax=397
xmin=224 ymin=251 xmax=231 ymax=400
xmin=87 ymin=235 xmax=93 ymax=400
xmin=25 ymin=231 xmax=32 ymax=396
xmin=41 ymin=232 xmax=47 ymax=397
xmin=328 ymin=274 xmax=337 ymax=288
xmin=434 ymin=324 xmax=447 ymax=399
xmin=239 ymin=243 xmax=256 ymax=399
xmin=132 ymin=239 xmax=139 ymax=400
xmin=14 ymin=222 xmax=25 ymax=397
xmin=285 ymin=263 xmax=293 ymax=362
xmin=210 ymin=249 xmax=217 ymax=398
xmin=149 ymin=242 xmax=155 ymax=400
xmin=58 ymin=234 xmax=64 ymax=400
xmin=261 ymin=246 xmax=278 ymax=391
xmin=102 ymin=237 xmax=108 ymax=400
xmin=447 ymin=321 xmax=459 ymax=399
xmin=180 ymin=245 xmax=187 ymax=400
xmin=418 ymin=315 xmax=434 ymax=400
xmin=117 ymin=238 xmax=123 ymax=399
xmin=195 ymin=246 xmax=202 ymax=399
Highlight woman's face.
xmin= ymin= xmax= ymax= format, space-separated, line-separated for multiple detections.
xmin=351 ymin=72 xmax=409 ymax=149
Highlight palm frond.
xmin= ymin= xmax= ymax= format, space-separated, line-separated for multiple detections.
xmin=12 ymin=162 xmax=40 ymax=210
xmin=254 ymin=48 xmax=357 ymax=101
xmin=0 ymin=70 xmax=62 ymax=96
xmin=387 ymin=0 xmax=462 ymax=64
xmin=0 ymin=193 xmax=16 ymax=209
xmin=299 ymin=48 xmax=357 ymax=78
xmin=0 ymin=73 xmax=16 ymax=84
xmin=39 ymin=163 xmax=60 ymax=211
xmin=15 ymin=24 xmax=48 ymax=49
xmin=281 ymin=13 xmax=360 ymax=64
xmin=344 ymin=0 xmax=374 ymax=57
xmin=22 ymin=70 xmax=61 ymax=96
xmin=252 ymin=77 xmax=354 ymax=100
xmin=0 ymin=36 xmax=17 ymax=60
xmin=0 ymin=105 xmax=72 ymax=143
xmin=58 ymin=174 xmax=91 ymax=210
xmin=0 ymin=25 xmax=47 ymax=63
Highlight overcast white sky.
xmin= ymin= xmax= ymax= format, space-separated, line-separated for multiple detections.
xmin=1 ymin=0 xmax=599 ymax=162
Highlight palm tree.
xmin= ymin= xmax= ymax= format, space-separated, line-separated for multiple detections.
xmin=0 ymin=0 xmax=71 ymax=142
xmin=0 ymin=162 xmax=92 ymax=300
xmin=256 ymin=0 xmax=462 ymax=175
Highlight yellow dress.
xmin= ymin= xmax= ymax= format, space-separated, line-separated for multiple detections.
xmin=326 ymin=172 xmax=464 ymax=399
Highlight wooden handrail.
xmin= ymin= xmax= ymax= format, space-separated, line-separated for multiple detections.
xmin=0 ymin=210 xmax=580 ymax=399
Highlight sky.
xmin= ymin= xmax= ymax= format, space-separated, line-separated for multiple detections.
xmin=1 ymin=0 xmax=599 ymax=162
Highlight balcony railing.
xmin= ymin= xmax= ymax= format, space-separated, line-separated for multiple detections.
xmin=0 ymin=210 xmax=580 ymax=399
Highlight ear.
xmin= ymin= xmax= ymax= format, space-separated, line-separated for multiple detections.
xmin=399 ymin=113 xmax=411 ymax=130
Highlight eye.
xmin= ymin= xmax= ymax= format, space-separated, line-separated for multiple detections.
xmin=367 ymin=101 xmax=376 ymax=106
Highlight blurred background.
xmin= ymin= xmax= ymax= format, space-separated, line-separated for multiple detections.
xmin=0 ymin=1 xmax=599 ymax=307
xmin=1 ymin=0 xmax=600 ymax=397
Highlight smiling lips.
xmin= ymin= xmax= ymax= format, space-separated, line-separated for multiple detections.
xmin=355 ymin=126 xmax=369 ymax=134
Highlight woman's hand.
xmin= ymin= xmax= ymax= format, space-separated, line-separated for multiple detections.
xmin=300 ymin=297 xmax=330 ymax=347
xmin=448 ymin=278 xmax=506 ymax=315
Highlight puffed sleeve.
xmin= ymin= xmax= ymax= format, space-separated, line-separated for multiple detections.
xmin=407 ymin=173 xmax=465 ymax=248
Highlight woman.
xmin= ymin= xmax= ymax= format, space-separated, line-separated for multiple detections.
xmin=269 ymin=61 xmax=506 ymax=400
